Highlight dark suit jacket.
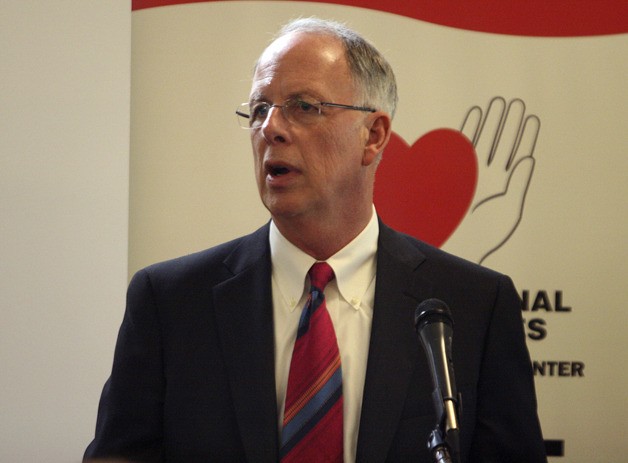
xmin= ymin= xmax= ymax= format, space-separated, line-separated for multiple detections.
xmin=85 ymin=221 xmax=546 ymax=462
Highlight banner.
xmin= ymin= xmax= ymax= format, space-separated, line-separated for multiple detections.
xmin=130 ymin=2 xmax=628 ymax=459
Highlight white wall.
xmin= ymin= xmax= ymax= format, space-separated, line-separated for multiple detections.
xmin=0 ymin=2 xmax=131 ymax=461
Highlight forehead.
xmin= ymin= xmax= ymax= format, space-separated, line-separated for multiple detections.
xmin=251 ymin=32 xmax=355 ymax=101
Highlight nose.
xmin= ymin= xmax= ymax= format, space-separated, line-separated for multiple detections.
xmin=260 ymin=106 xmax=289 ymax=144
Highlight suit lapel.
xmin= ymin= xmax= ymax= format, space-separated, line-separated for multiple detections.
xmin=212 ymin=224 xmax=279 ymax=462
xmin=356 ymin=222 xmax=433 ymax=463
xmin=210 ymin=222 xmax=434 ymax=462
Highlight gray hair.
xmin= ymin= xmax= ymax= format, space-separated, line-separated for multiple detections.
xmin=267 ymin=17 xmax=398 ymax=119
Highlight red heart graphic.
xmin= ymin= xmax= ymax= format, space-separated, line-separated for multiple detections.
xmin=374 ymin=128 xmax=477 ymax=247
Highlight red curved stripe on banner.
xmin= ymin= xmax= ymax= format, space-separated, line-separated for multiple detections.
xmin=132 ymin=0 xmax=628 ymax=37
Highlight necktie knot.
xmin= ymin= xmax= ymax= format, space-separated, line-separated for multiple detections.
xmin=309 ymin=262 xmax=334 ymax=292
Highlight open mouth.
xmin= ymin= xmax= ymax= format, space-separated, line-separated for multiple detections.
xmin=268 ymin=165 xmax=291 ymax=176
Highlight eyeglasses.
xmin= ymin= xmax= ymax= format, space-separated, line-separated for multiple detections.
xmin=235 ymin=98 xmax=376 ymax=129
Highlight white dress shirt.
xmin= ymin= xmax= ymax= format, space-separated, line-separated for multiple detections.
xmin=270 ymin=208 xmax=379 ymax=463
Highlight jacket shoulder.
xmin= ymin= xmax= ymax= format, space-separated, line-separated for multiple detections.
xmin=133 ymin=223 xmax=270 ymax=288
xmin=380 ymin=221 xmax=504 ymax=281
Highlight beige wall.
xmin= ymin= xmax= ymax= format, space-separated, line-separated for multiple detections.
xmin=0 ymin=2 xmax=131 ymax=461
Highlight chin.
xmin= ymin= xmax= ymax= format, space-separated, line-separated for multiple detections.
xmin=263 ymin=198 xmax=305 ymax=221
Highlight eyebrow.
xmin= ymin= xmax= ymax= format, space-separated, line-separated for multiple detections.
xmin=249 ymin=92 xmax=322 ymax=105
xmin=248 ymin=91 xmax=266 ymax=104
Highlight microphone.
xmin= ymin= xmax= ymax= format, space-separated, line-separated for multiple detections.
xmin=414 ymin=298 xmax=460 ymax=463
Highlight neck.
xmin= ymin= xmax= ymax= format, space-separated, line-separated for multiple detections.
xmin=273 ymin=204 xmax=373 ymax=260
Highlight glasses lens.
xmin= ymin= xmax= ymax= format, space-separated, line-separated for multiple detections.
xmin=285 ymin=99 xmax=321 ymax=125
xmin=235 ymin=99 xmax=325 ymax=129
xmin=249 ymin=102 xmax=271 ymax=128
xmin=236 ymin=103 xmax=253 ymax=128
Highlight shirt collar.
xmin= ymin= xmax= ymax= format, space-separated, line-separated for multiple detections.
xmin=270 ymin=206 xmax=379 ymax=312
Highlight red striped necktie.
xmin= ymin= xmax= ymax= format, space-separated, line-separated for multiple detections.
xmin=280 ymin=262 xmax=343 ymax=463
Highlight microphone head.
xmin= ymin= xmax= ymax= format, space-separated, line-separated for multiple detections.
xmin=414 ymin=298 xmax=453 ymax=333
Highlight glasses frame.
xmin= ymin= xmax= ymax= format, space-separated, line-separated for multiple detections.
xmin=235 ymin=99 xmax=377 ymax=129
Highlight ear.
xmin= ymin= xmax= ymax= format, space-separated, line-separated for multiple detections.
xmin=362 ymin=112 xmax=392 ymax=167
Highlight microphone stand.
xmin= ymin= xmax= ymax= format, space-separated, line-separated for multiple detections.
xmin=426 ymin=389 xmax=461 ymax=463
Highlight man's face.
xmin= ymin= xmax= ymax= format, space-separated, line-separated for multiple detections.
xmin=249 ymin=32 xmax=374 ymax=226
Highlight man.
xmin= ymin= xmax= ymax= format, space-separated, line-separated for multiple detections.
xmin=85 ymin=18 xmax=546 ymax=462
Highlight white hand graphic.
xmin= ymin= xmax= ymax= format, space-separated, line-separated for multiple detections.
xmin=443 ymin=97 xmax=540 ymax=264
